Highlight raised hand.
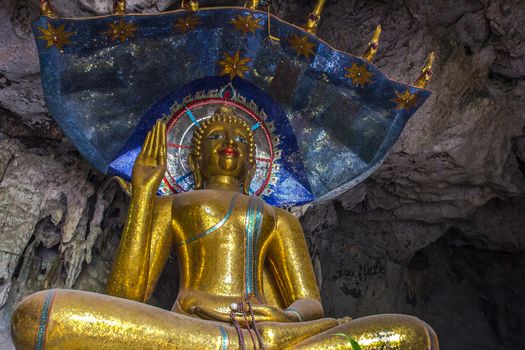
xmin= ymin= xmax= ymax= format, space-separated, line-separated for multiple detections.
xmin=131 ymin=120 xmax=167 ymax=191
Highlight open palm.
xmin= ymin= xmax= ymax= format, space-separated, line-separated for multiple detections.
xmin=131 ymin=120 xmax=167 ymax=191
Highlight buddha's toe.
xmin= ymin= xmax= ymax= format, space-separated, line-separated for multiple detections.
xmin=11 ymin=289 xmax=56 ymax=350
xmin=337 ymin=316 xmax=353 ymax=325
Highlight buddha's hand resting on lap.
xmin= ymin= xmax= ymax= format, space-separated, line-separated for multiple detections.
xmin=132 ymin=120 xmax=167 ymax=191
xmin=189 ymin=304 xmax=300 ymax=325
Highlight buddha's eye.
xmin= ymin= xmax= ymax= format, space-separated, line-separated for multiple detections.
xmin=235 ymin=135 xmax=248 ymax=144
xmin=207 ymin=133 xmax=224 ymax=140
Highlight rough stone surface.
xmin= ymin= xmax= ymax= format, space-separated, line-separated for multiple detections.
xmin=1 ymin=0 xmax=524 ymax=349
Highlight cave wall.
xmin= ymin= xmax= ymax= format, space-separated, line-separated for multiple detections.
xmin=1 ymin=0 xmax=524 ymax=349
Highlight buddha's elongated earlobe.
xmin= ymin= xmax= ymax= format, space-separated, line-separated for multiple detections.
xmin=243 ymin=164 xmax=255 ymax=195
xmin=188 ymin=154 xmax=203 ymax=189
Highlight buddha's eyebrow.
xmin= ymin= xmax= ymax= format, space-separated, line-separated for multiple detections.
xmin=234 ymin=128 xmax=250 ymax=137
xmin=206 ymin=128 xmax=225 ymax=135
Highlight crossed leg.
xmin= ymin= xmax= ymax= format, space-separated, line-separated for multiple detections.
xmin=11 ymin=289 xmax=438 ymax=350
xmin=10 ymin=289 xmax=336 ymax=350
xmin=11 ymin=289 xmax=240 ymax=350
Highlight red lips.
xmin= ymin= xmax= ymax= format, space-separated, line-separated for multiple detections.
xmin=218 ymin=147 xmax=240 ymax=157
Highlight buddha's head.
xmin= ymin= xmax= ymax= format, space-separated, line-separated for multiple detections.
xmin=188 ymin=106 xmax=256 ymax=194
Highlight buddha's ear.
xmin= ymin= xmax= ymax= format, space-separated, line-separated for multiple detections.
xmin=188 ymin=154 xmax=203 ymax=190
xmin=242 ymin=164 xmax=256 ymax=195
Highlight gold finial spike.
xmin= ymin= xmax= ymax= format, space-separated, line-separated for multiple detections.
xmin=413 ymin=51 xmax=436 ymax=88
xmin=113 ymin=0 xmax=126 ymax=15
xmin=362 ymin=25 xmax=381 ymax=62
xmin=244 ymin=0 xmax=260 ymax=10
xmin=39 ymin=0 xmax=57 ymax=17
xmin=181 ymin=0 xmax=199 ymax=11
xmin=266 ymin=1 xmax=280 ymax=42
xmin=305 ymin=0 xmax=327 ymax=34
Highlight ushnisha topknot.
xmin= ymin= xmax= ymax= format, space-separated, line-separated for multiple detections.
xmin=190 ymin=106 xmax=256 ymax=165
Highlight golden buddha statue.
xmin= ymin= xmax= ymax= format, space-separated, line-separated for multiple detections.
xmin=11 ymin=106 xmax=438 ymax=349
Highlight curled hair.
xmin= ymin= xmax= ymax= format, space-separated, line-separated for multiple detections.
xmin=190 ymin=106 xmax=256 ymax=165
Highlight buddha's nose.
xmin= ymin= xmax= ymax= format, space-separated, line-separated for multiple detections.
xmin=225 ymin=134 xmax=236 ymax=146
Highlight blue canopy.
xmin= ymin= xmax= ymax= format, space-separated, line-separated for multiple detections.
xmin=32 ymin=7 xmax=430 ymax=206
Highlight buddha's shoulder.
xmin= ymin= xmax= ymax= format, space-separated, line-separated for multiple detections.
xmin=272 ymin=206 xmax=299 ymax=224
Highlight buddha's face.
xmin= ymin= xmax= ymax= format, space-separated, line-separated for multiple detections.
xmin=197 ymin=120 xmax=253 ymax=181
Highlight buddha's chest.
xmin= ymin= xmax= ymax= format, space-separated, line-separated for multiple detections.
xmin=174 ymin=193 xmax=273 ymax=242
xmin=173 ymin=192 xmax=274 ymax=295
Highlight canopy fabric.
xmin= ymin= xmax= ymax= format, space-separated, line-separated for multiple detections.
xmin=32 ymin=7 xmax=430 ymax=206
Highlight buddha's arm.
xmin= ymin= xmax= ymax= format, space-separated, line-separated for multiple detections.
xmin=267 ymin=208 xmax=324 ymax=321
xmin=144 ymin=196 xmax=174 ymax=301
xmin=106 ymin=121 xmax=172 ymax=302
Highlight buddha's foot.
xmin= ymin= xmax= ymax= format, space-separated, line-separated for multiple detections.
xmin=290 ymin=314 xmax=439 ymax=350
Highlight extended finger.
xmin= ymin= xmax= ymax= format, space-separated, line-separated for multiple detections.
xmin=162 ymin=122 xmax=168 ymax=161
xmin=247 ymin=304 xmax=273 ymax=316
xmin=159 ymin=122 xmax=167 ymax=163
xmin=191 ymin=306 xmax=270 ymax=326
xmin=234 ymin=313 xmax=269 ymax=326
xmin=154 ymin=120 xmax=161 ymax=158
xmin=149 ymin=121 xmax=160 ymax=157
xmin=140 ymin=130 xmax=153 ymax=158
xmin=190 ymin=306 xmax=231 ymax=323
xmin=157 ymin=120 xmax=166 ymax=164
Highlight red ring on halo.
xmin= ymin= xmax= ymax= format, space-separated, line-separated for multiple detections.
xmin=165 ymin=98 xmax=274 ymax=196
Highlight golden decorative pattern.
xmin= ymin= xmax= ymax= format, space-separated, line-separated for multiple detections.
xmin=217 ymin=51 xmax=251 ymax=80
xmin=230 ymin=14 xmax=262 ymax=34
xmin=392 ymin=89 xmax=418 ymax=110
xmin=288 ymin=34 xmax=316 ymax=59
xmin=103 ymin=20 xmax=138 ymax=43
xmin=345 ymin=63 xmax=374 ymax=88
xmin=174 ymin=15 xmax=200 ymax=33
xmin=37 ymin=23 xmax=74 ymax=51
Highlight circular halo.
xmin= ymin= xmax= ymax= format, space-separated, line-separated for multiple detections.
xmin=160 ymin=98 xmax=275 ymax=196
